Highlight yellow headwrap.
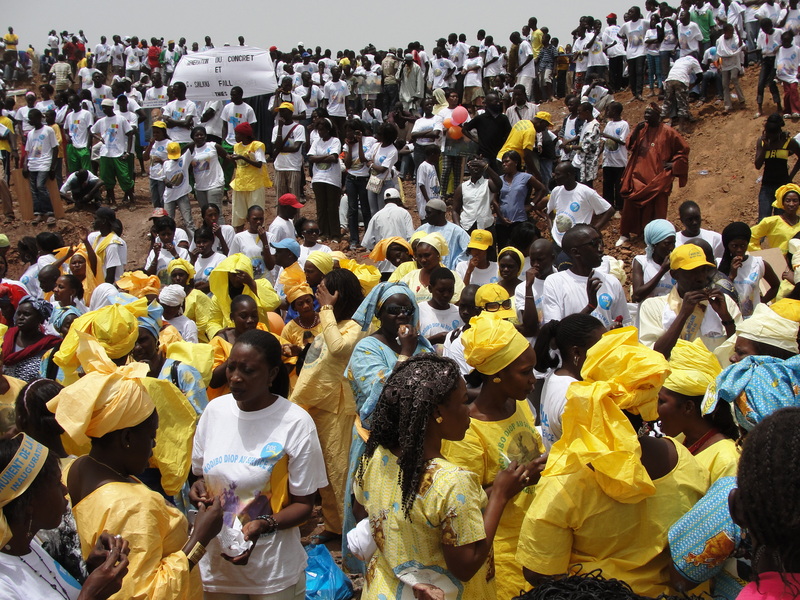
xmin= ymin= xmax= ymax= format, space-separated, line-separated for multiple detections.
xmin=56 ymin=244 xmax=102 ymax=304
xmin=54 ymin=297 xmax=149 ymax=383
xmin=286 ymin=283 xmax=314 ymax=305
xmin=209 ymin=253 xmax=254 ymax=316
xmin=0 ymin=434 xmax=49 ymax=547
xmin=462 ymin=313 xmax=531 ymax=376
xmin=773 ymin=183 xmax=800 ymax=209
xmin=339 ymin=258 xmax=382 ymax=295
xmin=117 ymin=271 xmax=161 ymax=298
xmin=664 ymin=339 xmax=721 ymax=397
xmin=165 ymin=341 xmax=214 ymax=388
xmin=498 ymin=246 xmax=525 ymax=277
xmin=736 ymin=302 xmax=800 ymax=354
xmin=330 ymin=251 xmax=348 ymax=265
xmin=418 ymin=232 xmax=449 ymax=258
xmin=369 ymin=237 xmax=414 ymax=262
xmin=48 ymin=334 xmax=198 ymax=496
xmin=409 ymin=230 xmax=427 ymax=246
xmin=771 ymin=298 xmax=800 ymax=323
xmin=306 ymin=251 xmax=333 ymax=275
xmin=167 ymin=258 xmax=196 ymax=280
xmin=544 ymin=327 xmax=671 ymax=503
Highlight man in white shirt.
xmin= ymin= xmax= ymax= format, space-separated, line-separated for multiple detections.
xmin=270 ymin=102 xmax=306 ymax=201
xmin=619 ymin=6 xmax=648 ymax=99
xmin=90 ymin=98 xmax=134 ymax=205
xmin=543 ymin=162 xmax=614 ymax=247
xmin=513 ymin=31 xmax=536 ymax=100
xmin=144 ymin=71 xmax=169 ymax=105
xmin=161 ymin=81 xmax=197 ymax=144
xmin=662 ymin=54 xmax=703 ymax=128
xmin=21 ymin=109 xmax=59 ymax=224
xmin=542 ymin=224 xmax=631 ymax=328
xmin=361 ymin=188 xmax=414 ymax=273
xmin=603 ymin=14 xmax=626 ymax=91
xmin=59 ymin=169 xmax=104 ymax=205
xmin=89 ymin=206 xmax=127 ymax=283
xmin=94 ymin=36 xmax=110 ymax=77
xmin=110 ymin=36 xmax=125 ymax=76
xmin=323 ymin=65 xmax=349 ymax=134
xmin=675 ymin=200 xmax=724 ymax=260
xmin=221 ymin=86 xmax=257 ymax=151
xmin=639 ymin=243 xmax=741 ymax=355
xmin=64 ymin=94 xmax=93 ymax=173
xmin=296 ymin=71 xmax=324 ymax=121
xmin=89 ymin=71 xmax=112 ymax=119
xmin=269 ymin=193 xmax=303 ymax=242
xmin=124 ymin=36 xmax=143 ymax=82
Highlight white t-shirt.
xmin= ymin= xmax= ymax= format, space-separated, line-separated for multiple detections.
xmin=411 ymin=115 xmax=444 ymax=147
xmin=298 ymin=243 xmax=332 ymax=269
xmin=111 ymin=43 xmax=125 ymax=67
xmin=88 ymin=231 xmax=127 ymax=281
xmin=268 ymin=216 xmax=296 ymax=243
xmin=124 ymin=46 xmax=143 ymax=70
xmin=271 ymin=123 xmax=306 ymax=172
xmin=442 ymin=326 xmax=471 ymax=375
xmin=201 ymin=100 xmax=224 ymax=139
xmin=430 ymin=58 xmax=456 ymax=89
xmin=192 ymin=394 xmax=327 ymax=595
xmin=24 ymin=126 xmax=58 ymax=171
xmin=162 ymin=99 xmax=198 ymax=143
xmin=645 ymin=28 xmax=662 ymax=56
xmin=602 ymin=120 xmax=630 ymax=168
xmin=194 ymin=251 xmax=227 ymax=282
xmin=514 ymin=276 xmax=546 ymax=339
xmin=542 ymin=269 xmax=631 ymax=328
xmin=620 ymin=19 xmax=647 ymax=58
xmin=675 ymin=228 xmax=724 ymax=261
xmin=660 ymin=19 xmax=679 ymax=52
xmin=757 ymin=27 xmax=784 ymax=57
xmin=91 ymin=114 xmax=132 ymax=158
xmin=60 ymin=170 xmax=100 ymax=195
xmin=323 ymin=80 xmax=349 ymax=117
xmin=89 ymin=85 xmax=112 ymax=118
xmin=146 ymin=244 xmax=191 ymax=280
xmin=518 ymin=40 xmax=536 ymax=77
xmin=308 ymin=136 xmax=342 ymax=186
xmin=416 ymin=161 xmax=441 ymax=218
xmin=666 ymin=55 xmax=703 ymax=86
xmin=65 ymin=108 xmax=93 ymax=149
xmin=776 ymin=44 xmax=800 ymax=83
xmin=587 ymin=36 xmax=609 ymax=67
xmin=418 ymin=302 xmax=462 ymax=339
xmin=368 ymin=143 xmax=398 ymax=181
xmin=463 ymin=56 xmax=484 ymax=87
xmin=145 ymin=85 xmax=169 ymax=103
xmin=546 ymin=183 xmax=612 ymax=246
xmin=166 ymin=314 xmax=198 ymax=343
xmin=730 ymin=254 xmax=766 ymax=317
xmin=77 ymin=67 xmax=99 ymax=90
xmin=678 ymin=22 xmax=704 ymax=57
xmin=162 ymin=153 xmax=192 ymax=203
xmin=94 ymin=42 xmax=110 ymax=63
xmin=0 ymin=540 xmax=81 ymax=600
xmin=229 ymin=231 xmax=269 ymax=280
xmin=220 ymin=102 xmax=257 ymax=146
xmin=455 ymin=260 xmax=499 ymax=286
xmin=484 ymin=45 xmax=502 ymax=76
xmin=296 ymin=85 xmax=324 ymax=118
xmin=190 ymin=143 xmax=225 ymax=191
xmin=540 ymin=372 xmax=577 ymax=450
xmin=148 ymin=138 xmax=169 ymax=180
xmin=755 ymin=2 xmax=782 ymax=24
xmin=344 ymin=136 xmax=376 ymax=178
xmin=603 ymin=25 xmax=626 ymax=57
xmin=632 ymin=254 xmax=676 ymax=299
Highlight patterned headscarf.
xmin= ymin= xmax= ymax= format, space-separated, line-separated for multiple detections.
xmin=18 ymin=295 xmax=54 ymax=322
xmin=352 ymin=282 xmax=420 ymax=331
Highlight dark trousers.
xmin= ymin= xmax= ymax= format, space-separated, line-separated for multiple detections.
xmin=757 ymin=56 xmax=781 ymax=109
xmin=383 ymin=84 xmax=399 ymax=114
xmin=628 ymin=56 xmax=646 ymax=97
xmin=313 ymin=181 xmax=343 ymax=239
xmin=346 ymin=174 xmax=371 ymax=243
xmin=609 ymin=56 xmax=625 ymax=92
xmin=603 ymin=166 xmax=625 ymax=210
xmin=556 ymin=70 xmax=567 ymax=98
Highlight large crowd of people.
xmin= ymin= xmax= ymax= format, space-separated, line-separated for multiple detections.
xmin=0 ymin=4 xmax=798 ymax=600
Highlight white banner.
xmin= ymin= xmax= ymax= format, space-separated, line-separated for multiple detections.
xmin=172 ymin=46 xmax=277 ymax=101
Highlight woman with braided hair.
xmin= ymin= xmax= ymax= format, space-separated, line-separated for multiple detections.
xmin=730 ymin=407 xmax=800 ymax=599
xmin=354 ymin=354 xmax=533 ymax=600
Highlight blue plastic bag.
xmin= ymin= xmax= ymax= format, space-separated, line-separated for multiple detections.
xmin=305 ymin=543 xmax=354 ymax=600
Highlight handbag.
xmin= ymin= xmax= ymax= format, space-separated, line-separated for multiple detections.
xmin=366 ymin=170 xmax=383 ymax=194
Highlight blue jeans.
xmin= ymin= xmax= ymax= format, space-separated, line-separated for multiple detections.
xmin=646 ymin=54 xmax=662 ymax=90
xmin=367 ymin=179 xmax=396 ymax=216
xmin=699 ymin=70 xmax=723 ymax=100
xmin=29 ymin=170 xmax=53 ymax=214
xmin=346 ymin=175 xmax=371 ymax=243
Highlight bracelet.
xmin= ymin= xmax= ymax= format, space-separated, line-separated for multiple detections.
xmin=587 ymin=303 xmax=597 ymax=310
xmin=255 ymin=514 xmax=279 ymax=534
xmin=320 ymin=305 xmax=334 ymax=311
xmin=184 ymin=541 xmax=206 ymax=566
xmin=525 ymin=295 xmax=534 ymax=299
xmin=721 ymin=319 xmax=735 ymax=326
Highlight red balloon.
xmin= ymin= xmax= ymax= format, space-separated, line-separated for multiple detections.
xmin=442 ymin=117 xmax=453 ymax=129
xmin=451 ymin=106 xmax=468 ymax=125
xmin=447 ymin=125 xmax=463 ymax=140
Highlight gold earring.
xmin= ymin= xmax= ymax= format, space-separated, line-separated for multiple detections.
xmin=435 ymin=416 xmax=443 ymax=423
xmin=492 ymin=376 xmax=502 ymax=383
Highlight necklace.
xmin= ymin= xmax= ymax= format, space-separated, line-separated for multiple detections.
xmin=18 ymin=544 xmax=70 ymax=599
xmin=86 ymin=454 xmax=129 ymax=481
xmin=686 ymin=428 xmax=720 ymax=455
xmin=297 ymin=313 xmax=320 ymax=329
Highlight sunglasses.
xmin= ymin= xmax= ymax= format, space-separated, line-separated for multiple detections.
xmin=384 ymin=304 xmax=415 ymax=316
xmin=483 ymin=299 xmax=512 ymax=312
xmin=304 ymin=229 xmax=320 ymax=235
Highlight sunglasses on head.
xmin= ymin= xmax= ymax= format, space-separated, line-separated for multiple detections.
xmin=384 ymin=304 xmax=415 ymax=316
xmin=483 ymin=299 xmax=512 ymax=312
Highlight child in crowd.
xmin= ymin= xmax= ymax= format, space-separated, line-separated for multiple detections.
xmin=415 ymin=145 xmax=441 ymax=221
xmin=418 ymin=266 xmax=462 ymax=345
xmin=601 ymin=101 xmax=629 ymax=211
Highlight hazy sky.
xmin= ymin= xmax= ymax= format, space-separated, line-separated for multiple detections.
xmin=7 ymin=0 xmax=616 ymax=54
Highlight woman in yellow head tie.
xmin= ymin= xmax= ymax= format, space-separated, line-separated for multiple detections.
xmin=0 ymin=434 xmax=131 ymax=599
xmin=442 ymin=313 xmax=546 ymax=600
xmin=206 ymin=253 xmax=280 ymax=339
xmin=517 ymin=327 xmax=710 ymax=598
xmin=116 ymin=271 xmax=161 ymax=302
xmin=387 ymin=233 xmax=422 ymax=283
xmin=400 ymin=232 xmax=464 ymax=303
xmin=369 ymin=237 xmax=414 ymax=281
xmin=749 ymin=183 xmax=800 ymax=254
xmin=281 ymin=283 xmax=321 ymax=360
xmin=657 ymin=339 xmax=739 ymax=483
xmin=290 ymin=269 xmax=366 ymax=545
xmin=167 ymin=258 xmax=212 ymax=343
xmin=496 ymin=246 xmax=525 ymax=298
xmin=48 ymin=334 xmax=223 ymax=600
xmin=303 ymin=250 xmax=333 ymax=289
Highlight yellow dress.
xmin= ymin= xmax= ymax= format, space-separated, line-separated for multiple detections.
xmin=749 ymin=215 xmax=800 ymax=254
xmin=72 ymin=480 xmax=201 ymax=600
xmin=516 ymin=439 xmax=709 ymax=598
xmin=354 ymin=446 xmax=495 ymax=600
xmin=442 ymin=400 xmax=544 ymax=600
xmin=695 ymin=438 xmax=740 ymax=484
xmin=207 ymin=279 xmax=280 ymax=339
xmin=290 ymin=311 xmax=365 ymax=534
xmin=184 ymin=289 xmax=211 ymax=343
xmin=387 ymin=260 xmax=417 ymax=283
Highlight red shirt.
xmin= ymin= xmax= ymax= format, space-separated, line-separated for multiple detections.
xmin=148 ymin=46 xmax=161 ymax=69
xmin=63 ymin=41 xmax=77 ymax=61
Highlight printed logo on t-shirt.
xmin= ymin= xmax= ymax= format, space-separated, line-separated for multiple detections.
xmin=598 ymin=292 xmax=613 ymax=310
xmin=569 ymin=201 xmax=580 ymax=213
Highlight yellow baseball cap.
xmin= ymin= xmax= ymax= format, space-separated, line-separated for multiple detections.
xmin=670 ymin=244 xmax=715 ymax=271
xmin=475 ymin=283 xmax=516 ymax=321
xmin=278 ymin=101 xmax=294 ymax=111
xmin=534 ymin=111 xmax=553 ymax=126
xmin=467 ymin=229 xmax=493 ymax=251
xmin=152 ymin=121 xmax=167 ymax=129
xmin=166 ymin=142 xmax=182 ymax=160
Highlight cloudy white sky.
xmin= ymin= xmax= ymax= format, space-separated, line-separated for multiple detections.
xmin=7 ymin=0 xmax=622 ymax=54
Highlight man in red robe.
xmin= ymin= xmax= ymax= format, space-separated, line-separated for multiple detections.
xmin=616 ymin=105 xmax=690 ymax=246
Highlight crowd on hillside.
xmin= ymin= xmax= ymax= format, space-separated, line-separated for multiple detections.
xmin=0 ymin=4 xmax=797 ymax=600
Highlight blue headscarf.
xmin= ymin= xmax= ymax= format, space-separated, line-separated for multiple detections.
xmin=352 ymin=282 xmax=420 ymax=331
xmin=702 ymin=354 xmax=800 ymax=432
xmin=644 ymin=219 xmax=676 ymax=260
xmin=18 ymin=295 xmax=54 ymax=322
xmin=51 ymin=306 xmax=82 ymax=332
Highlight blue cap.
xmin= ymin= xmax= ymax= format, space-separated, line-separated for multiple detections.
xmin=302 ymin=52 xmax=311 ymax=58
xmin=270 ymin=238 xmax=301 ymax=257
